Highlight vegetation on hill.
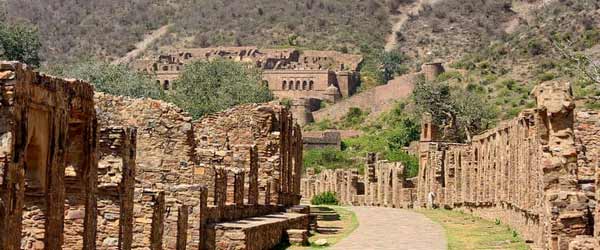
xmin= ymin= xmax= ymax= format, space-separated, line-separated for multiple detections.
xmin=169 ymin=59 xmax=273 ymax=118
xmin=0 ymin=22 xmax=41 ymax=66
xmin=51 ymin=59 xmax=273 ymax=119
xmin=50 ymin=60 xmax=165 ymax=99
xmin=304 ymin=102 xmax=420 ymax=177
xmin=2 ymin=0 xmax=394 ymax=65
xmin=395 ymin=0 xmax=600 ymax=118
xmin=2 ymin=0 xmax=173 ymax=64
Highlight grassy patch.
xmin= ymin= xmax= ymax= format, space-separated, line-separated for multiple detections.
xmin=418 ymin=209 xmax=529 ymax=250
xmin=287 ymin=206 xmax=358 ymax=250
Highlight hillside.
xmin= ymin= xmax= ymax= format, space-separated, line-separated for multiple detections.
xmin=0 ymin=0 xmax=393 ymax=65
xmin=391 ymin=0 xmax=600 ymax=119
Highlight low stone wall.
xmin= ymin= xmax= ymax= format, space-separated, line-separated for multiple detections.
xmin=302 ymin=159 xmax=415 ymax=208
xmin=208 ymin=213 xmax=309 ymax=250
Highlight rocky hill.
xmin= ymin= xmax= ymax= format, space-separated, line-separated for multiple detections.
xmin=392 ymin=0 xmax=600 ymax=118
xmin=1 ymin=0 xmax=393 ymax=64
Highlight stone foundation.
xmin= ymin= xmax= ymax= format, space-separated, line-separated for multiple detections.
xmin=208 ymin=212 xmax=309 ymax=250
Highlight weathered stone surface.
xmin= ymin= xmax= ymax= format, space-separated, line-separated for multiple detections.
xmin=302 ymin=81 xmax=600 ymax=250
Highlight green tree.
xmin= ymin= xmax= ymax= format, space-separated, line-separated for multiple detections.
xmin=169 ymin=59 xmax=273 ymax=118
xmin=50 ymin=60 xmax=164 ymax=99
xmin=0 ymin=23 xmax=41 ymax=66
xmin=412 ymin=77 xmax=496 ymax=141
xmin=382 ymin=50 xmax=409 ymax=82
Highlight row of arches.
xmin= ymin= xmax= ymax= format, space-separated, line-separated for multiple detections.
xmin=282 ymin=80 xmax=314 ymax=91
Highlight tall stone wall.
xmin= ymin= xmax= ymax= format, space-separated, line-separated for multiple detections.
xmin=0 ymin=61 xmax=98 ymax=250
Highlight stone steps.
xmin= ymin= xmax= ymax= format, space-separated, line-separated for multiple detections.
xmin=208 ymin=212 xmax=310 ymax=250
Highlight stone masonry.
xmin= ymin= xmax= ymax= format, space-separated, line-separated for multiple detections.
xmin=0 ymin=61 xmax=98 ymax=250
xmin=302 ymin=81 xmax=600 ymax=250
xmin=0 ymin=61 xmax=307 ymax=250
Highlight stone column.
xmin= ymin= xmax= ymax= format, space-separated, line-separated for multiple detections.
xmin=176 ymin=205 xmax=189 ymax=250
xmin=150 ymin=192 xmax=166 ymax=250
xmin=533 ymin=82 xmax=590 ymax=250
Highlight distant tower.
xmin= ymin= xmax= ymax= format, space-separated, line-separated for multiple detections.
xmin=422 ymin=62 xmax=445 ymax=81
xmin=420 ymin=112 xmax=438 ymax=142
xmin=290 ymin=98 xmax=313 ymax=126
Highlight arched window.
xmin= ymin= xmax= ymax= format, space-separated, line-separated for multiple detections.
xmin=162 ymin=65 xmax=169 ymax=71
xmin=164 ymin=80 xmax=170 ymax=90
xmin=295 ymin=81 xmax=301 ymax=90
xmin=282 ymin=81 xmax=287 ymax=90
xmin=288 ymin=81 xmax=294 ymax=90
xmin=302 ymin=81 xmax=307 ymax=90
xmin=309 ymin=80 xmax=314 ymax=90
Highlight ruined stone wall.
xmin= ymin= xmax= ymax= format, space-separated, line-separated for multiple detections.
xmin=193 ymin=103 xmax=303 ymax=207
xmin=95 ymin=93 xmax=202 ymax=250
xmin=96 ymin=127 xmax=136 ymax=249
xmin=301 ymin=160 xmax=414 ymax=208
xmin=416 ymin=82 xmax=591 ymax=249
xmin=0 ymin=61 xmax=97 ymax=250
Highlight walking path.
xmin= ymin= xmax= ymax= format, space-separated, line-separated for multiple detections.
xmin=330 ymin=207 xmax=447 ymax=250
xmin=112 ymin=24 xmax=171 ymax=65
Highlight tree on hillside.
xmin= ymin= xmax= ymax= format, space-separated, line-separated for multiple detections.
xmin=0 ymin=23 xmax=41 ymax=66
xmin=50 ymin=60 xmax=164 ymax=99
xmin=382 ymin=50 xmax=409 ymax=82
xmin=169 ymin=59 xmax=273 ymax=118
xmin=412 ymin=77 xmax=496 ymax=141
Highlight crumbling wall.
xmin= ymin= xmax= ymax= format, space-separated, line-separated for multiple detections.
xmin=95 ymin=93 xmax=201 ymax=250
xmin=301 ymin=160 xmax=413 ymax=208
xmin=193 ymin=103 xmax=303 ymax=207
xmin=0 ymin=61 xmax=97 ymax=250
xmin=416 ymin=81 xmax=590 ymax=249
xmin=96 ymin=127 xmax=136 ymax=250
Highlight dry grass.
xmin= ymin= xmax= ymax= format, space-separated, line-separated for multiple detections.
xmin=418 ymin=209 xmax=529 ymax=250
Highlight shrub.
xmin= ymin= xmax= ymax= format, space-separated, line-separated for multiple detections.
xmin=169 ymin=59 xmax=273 ymax=118
xmin=49 ymin=60 xmax=164 ymax=99
xmin=0 ymin=23 xmax=41 ymax=66
xmin=311 ymin=192 xmax=339 ymax=205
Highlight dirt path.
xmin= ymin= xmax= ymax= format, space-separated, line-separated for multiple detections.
xmin=330 ymin=207 xmax=446 ymax=250
xmin=384 ymin=0 xmax=433 ymax=52
xmin=112 ymin=24 xmax=171 ymax=65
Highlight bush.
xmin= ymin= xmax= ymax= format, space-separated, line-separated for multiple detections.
xmin=169 ymin=59 xmax=273 ymax=118
xmin=0 ymin=23 xmax=41 ymax=66
xmin=303 ymin=148 xmax=354 ymax=171
xmin=49 ymin=60 xmax=164 ymax=99
xmin=311 ymin=192 xmax=339 ymax=205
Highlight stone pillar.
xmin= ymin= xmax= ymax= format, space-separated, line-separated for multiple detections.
xmin=214 ymin=168 xmax=227 ymax=208
xmin=198 ymin=187 xmax=208 ymax=250
xmin=234 ymin=171 xmax=245 ymax=206
xmin=176 ymin=205 xmax=189 ymax=250
xmin=265 ymin=180 xmax=271 ymax=205
xmin=150 ymin=192 xmax=166 ymax=250
xmin=533 ymin=82 xmax=590 ymax=250
xmin=248 ymin=146 xmax=259 ymax=205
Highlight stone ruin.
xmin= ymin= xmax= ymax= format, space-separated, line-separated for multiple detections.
xmin=301 ymin=81 xmax=600 ymax=250
xmin=134 ymin=47 xmax=363 ymax=126
xmin=0 ymin=61 xmax=309 ymax=250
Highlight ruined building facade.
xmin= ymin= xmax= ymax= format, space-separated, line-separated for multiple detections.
xmin=302 ymin=81 xmax=600 ymax=250
xmin=0 ymin=61 xmax=308 ymax=250
xmin=134 ymin=47 xmax=363 ymax=126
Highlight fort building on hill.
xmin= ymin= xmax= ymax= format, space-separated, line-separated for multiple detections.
xmin=133 ymin=47 xmax=362 ymax=104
